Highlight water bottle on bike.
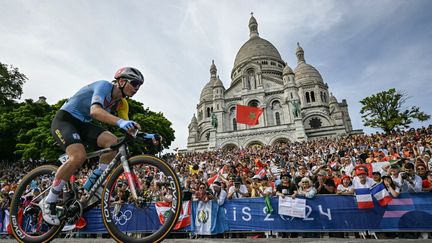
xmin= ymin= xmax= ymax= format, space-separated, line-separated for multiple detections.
xmin=83 ymin=168 xmax=102 ymax=191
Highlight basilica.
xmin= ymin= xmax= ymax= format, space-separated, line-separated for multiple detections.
xmin=187 ymin=14 xmax=359 ymax=152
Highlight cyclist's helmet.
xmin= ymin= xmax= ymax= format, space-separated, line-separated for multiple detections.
xmin=114 ymin=67 xmax=144 ymax=85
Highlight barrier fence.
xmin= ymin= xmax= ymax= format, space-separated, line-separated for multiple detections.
xmin=2 ymin=193 xmax=432 ymax=234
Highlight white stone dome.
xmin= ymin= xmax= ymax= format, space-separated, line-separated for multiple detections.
xmin=233 ymin=14 xmax=283 ymax=70
xmin=200 ymin=80 xmax=214 ymax=102
xmin=234 ymin=36 xmax=283 ymax=68
xmin=213 ymin=76 xmax=224 ymax=88
xmin=294 ymin=62 xmax=323 ymax=83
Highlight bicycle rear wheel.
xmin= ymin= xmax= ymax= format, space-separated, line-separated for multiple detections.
xmin=101 ymin=155 xmax=182 ymax=243
xmin=9 ymin=165 xmax=68 ymax=243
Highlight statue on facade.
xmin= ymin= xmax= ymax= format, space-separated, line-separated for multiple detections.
xmin=211 ymin=113 xmax=218 ymax=128
xmin=292 ymin=100 xmax=301 ymax=118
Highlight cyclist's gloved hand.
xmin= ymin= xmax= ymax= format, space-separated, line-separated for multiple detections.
xmin=116 ymin=119 xmax=137 ymax=131
xmin=144 ymin=133 xmax=163 ymax=146
xmin=143 ymin=133 xmax=156 ymax=139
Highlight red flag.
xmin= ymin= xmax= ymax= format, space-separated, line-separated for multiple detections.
xmin=155 ymin=201 xmax=191 ymax=230
xmin=236 ymin=104 xmax=263 ymax=126
xmin=207 ymin=167 xmax=225 ymax=186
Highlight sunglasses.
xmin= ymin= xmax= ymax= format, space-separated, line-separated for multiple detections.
xmin=129 ymin=80 xmax=143 ymax=88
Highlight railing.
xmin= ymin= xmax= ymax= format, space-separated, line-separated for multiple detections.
xmin=2 ymin=193 xmax=432 ymax=235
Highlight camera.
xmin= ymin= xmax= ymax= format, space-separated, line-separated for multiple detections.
xmin=400 ymin=172 xmax=412 ymax=181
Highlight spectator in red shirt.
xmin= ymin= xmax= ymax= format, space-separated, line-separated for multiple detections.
xmin=422 ymin=171 xmax=432 ymax=192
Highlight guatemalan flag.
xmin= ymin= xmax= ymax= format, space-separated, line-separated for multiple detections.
xmin=191 ymin=200 xmax=228 ymax=235
xmin=370 ymin=182 xmax=393 ymax=206
xmin=354 ymin=188 xmax=374 ymax=209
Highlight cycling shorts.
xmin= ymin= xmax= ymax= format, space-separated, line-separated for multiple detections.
xmin=51 ymin=110 xmax=106 ymax=150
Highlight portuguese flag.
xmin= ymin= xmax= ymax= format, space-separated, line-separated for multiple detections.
xmin=236 ymin=104 xmax=263 ymax=126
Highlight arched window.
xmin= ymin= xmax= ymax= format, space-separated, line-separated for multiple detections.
xmin=232 ymin=118 xmax=237 ymax=131
xmin=230 ymin=107 xmax=237 ymax=131
xmin=275 ymin=112 xmax=281 ymax=125
xmin=271 ymin=100 xmax=281 ymax=109
xmin=311 ymin=91 xmax=315 ymax=102
xmin=207 ymin=107 xmax=211 ymax=117
xmin=323 ymin=93 xmax=327 ymax=102
xmin=248 ymin=100 xmax=259 ymax=107
xmin=306 ymin=92 xmax=310 ymax=103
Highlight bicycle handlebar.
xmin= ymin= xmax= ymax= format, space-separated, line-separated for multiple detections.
xmin=109 ymin=130 xmax=163 ymax=151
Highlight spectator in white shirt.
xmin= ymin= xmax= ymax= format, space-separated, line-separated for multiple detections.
xmin=228 ymin=177 xmax=249 ymax=199
xmin=210 ymin=181 xmax=227 ymax=205
xmin=292 ymin=177 xmax=317 ymax=199
xmin=352 ymin=167 xmax=375 ymax=189
xmin=340 ymin=157 xmax=354 ymax=176
xmin=400 ymin=163 xmax=422 ymax=193
xmin=336 ymin=175 xmax=354 ymax=195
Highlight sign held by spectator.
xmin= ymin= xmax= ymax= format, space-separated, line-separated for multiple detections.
xmin=278 ymin=196 xmax=306 ymax=218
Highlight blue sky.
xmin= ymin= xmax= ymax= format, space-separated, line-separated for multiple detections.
xmin=1 ymin=0 xmax=431 ymax=151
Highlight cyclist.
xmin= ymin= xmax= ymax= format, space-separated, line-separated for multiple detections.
xmin=39 ymin=67 xmax=144 ymax=225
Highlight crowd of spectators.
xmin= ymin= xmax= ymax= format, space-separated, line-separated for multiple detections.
xmin=165 ymin=126 xmax=432 ymax=206
xmin=1 ymin=126 xmax=432 ymax=238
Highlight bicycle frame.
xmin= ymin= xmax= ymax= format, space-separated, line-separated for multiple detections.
xmin=58 ymin=142 xmax=141 ymax=211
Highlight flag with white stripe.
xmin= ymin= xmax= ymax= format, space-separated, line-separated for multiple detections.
xmin=370 ymin=182 xmax=392 ymax=206
xmin=355 ymin=188 xmax=374 ymax=209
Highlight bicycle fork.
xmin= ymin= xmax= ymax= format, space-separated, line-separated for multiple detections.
xmin=120 ymin=153 xmax=142 ymax=200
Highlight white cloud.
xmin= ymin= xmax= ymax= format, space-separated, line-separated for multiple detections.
xmin=1 ymin=0 xmax=431 ymax=152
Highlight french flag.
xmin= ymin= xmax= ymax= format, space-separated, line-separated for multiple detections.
xmin=370 ymin=182 xmax=392 ymax=206
xmin=355 ymin=188 xmax=374 ymax=209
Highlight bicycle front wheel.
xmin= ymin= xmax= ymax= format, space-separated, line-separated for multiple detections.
xmin=101 ymin=155 xmax=182 ymax=243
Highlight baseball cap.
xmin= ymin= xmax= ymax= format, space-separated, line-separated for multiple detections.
xmin=356 ymin=167 xmax=368 ymax=176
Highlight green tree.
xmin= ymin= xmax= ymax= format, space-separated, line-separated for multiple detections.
xmin=0 ymin=62 xmax=27 ymax=108
xmin=128 ymin=99 xmax=175 ymax=154
xmin=0 ymin=99 xmax=54 ymax=161
xmin=360 ymin=88 xmax=430 ymax=134
xmin=15 ymin=99 xmax=66 ymax=161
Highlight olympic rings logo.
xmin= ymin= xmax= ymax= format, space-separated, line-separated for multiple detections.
xmin=112 ymin=209 xmax=133 ymax=225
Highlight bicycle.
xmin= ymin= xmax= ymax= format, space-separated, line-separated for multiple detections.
xmin=9 ymin=131 xmax=182 ymax=243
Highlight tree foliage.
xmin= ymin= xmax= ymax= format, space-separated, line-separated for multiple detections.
xmin=126 ymin=99 xmax=175 ymax=155
xmin=360 ymin=88 xmax=430 ymax=134
xmin=0 ymin=99 xmax=66 ymax=161
xmin=0 ymin=62 xmax=27 ymax=107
